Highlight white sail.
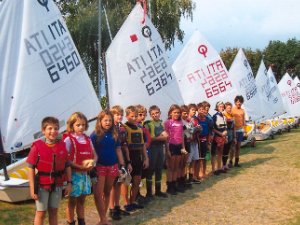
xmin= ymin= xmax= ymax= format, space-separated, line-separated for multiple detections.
xmin=255 ymin=60 xmax=285 ymax=119
xmin=0 ymin=0 xmax=101 ymax=154
xmin=172 ymin=30 xmax=236 ymax=113
xmin=278 ymin=73 xmax=300 ymax=116
xmin=106 ymin=3 xmax=183 ymax=119
xmin=294 ymin=76 xmax=300 ymax=95
xmin=229 ymin=49 xmax=262 ymax=121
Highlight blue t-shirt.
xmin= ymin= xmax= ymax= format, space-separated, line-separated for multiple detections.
xmin=90 ymin=131 xmax=120 ymax=166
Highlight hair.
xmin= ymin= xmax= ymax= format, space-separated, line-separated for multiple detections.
xmin=136 ymin=104 xmax=147 ymax=114
xmin=167 ymin=104 xmax=181 ymax=119
xmin=197 ymin=102 xmax=205 ymax=109
xmin=125 ymin=105 xmax=137 ymax=116
xmin=201 ymin=101 xmax=211 ymax=108
xmin=41 ymin=116 xmax=59 ymax=130
xmin=110 ymin=105 xmax=124 ymax=116
xmin=234 ymin=95 xmax=244 ymax=104
xmin=225 ymin=102 xmax=232 ymax=107
xmin=215 ymin=101 xmax=225 ymax=111
xmin=188 ymin=103 xmax=197 ymax=111
xmin=148 ymin=105 xmax=160 ymax=114
xmin=95 ymin=109 xmax=118 ymax=142
xmin=66 ymin=112 xmax=88 ymax=133
xmin=180 ymin=105 xmax=188 ymax=113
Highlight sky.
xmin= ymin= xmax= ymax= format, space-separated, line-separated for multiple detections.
xmin=168 ymin=0 xmax=300 ymax=63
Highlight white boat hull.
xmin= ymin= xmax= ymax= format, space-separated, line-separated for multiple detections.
xmin=0 ymin=176 xmax=30 ymax=202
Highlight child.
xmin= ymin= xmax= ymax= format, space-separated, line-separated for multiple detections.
xmin=135 ymin=104 xmax=153 ymax=202
xmin=211 ymin=102 xmax=227 ymax=175
xmin=164 ymin=104 xmax=186 ymax=195
xmin=27 ymin=116 xmax=72 ymax=225
xmin=223 ymin=102 xmax=236 ymax=169
xmin=230 ymin=95 xmax=246 ymax=167
xmin=185 ymin=104 xmax=201 ymax=184
xmin=109 ymin=105 xmax=132 ymax=220
xmin=91 ymin=110 xmax=125 ymax=225
xmin=64 ymin=112 xmax=96 ymax=225
xmin=196 ymin=102 xmax=211 ymax=179
xmin=123 ymin=106 xmax=149 ymax=211
xmin=144 ymin=105 xmax=168 ymax=198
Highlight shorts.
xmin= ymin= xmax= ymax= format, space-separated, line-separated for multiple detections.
xmin=185 ymin=141 xmax=191 ymax=153
xmin=96 ymin=164 xmax=119 ymax=177
xmin=36 ymin=187 xmax=63 ymax=211
xmin=130 ymin=150 xmax=143 ymax=177
xmin=169 ymin=143 xmax=182 ymax=156
xmin=236 ymin=130 xmax=244 ymax=142
xmin=188 ymin=142 xmax=199 ymax=163
xmin=198 ymin=140 xmax=208 ymax=159
xmin=70 ymin=172 xmax=91 ymax=197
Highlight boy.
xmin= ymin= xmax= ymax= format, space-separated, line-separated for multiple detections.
xmin=196 ymin=102 xmax=211 ymax=179
xmin=230 ymin=95 xmax=246 ymax=167
xmin=123 ymin=106 xmax=149 ymax=211
xmin=27 ymin=116 xmax=72 ymax=225
xmin=144 ymin=105 xmax=168 ymax=198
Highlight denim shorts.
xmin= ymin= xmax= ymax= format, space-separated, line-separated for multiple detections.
xmin=236 ymin=130 xmax=244 ymax=142
xmin=36 ymin=187 xmax=62 ymax=211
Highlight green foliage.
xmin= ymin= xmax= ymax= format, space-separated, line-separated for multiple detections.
xmin=220 ymin=38 xmax=300 ymax=81
xmin=55 ymin=0 xmax=194 ymax=98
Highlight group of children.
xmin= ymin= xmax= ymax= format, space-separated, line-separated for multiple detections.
xmin=26 ymin=95 xmax=246 ymax=225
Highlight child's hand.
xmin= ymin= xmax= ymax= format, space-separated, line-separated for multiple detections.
xmin=143 ymin=157 xmax=149 ymax=169
xmin=127 ymin=164 xmax=133 ymax=173
xmin=30 ymin=191 xmax=38 ymax=200
xmin=64 ymin=183 xmax=72 ymax=197
xmin=166 ymin=150 xmax=171 ymax=158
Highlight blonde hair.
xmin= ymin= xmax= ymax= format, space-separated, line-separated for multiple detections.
xmin=95 ymin=109 xmax=118 ymax=142
xmin=66 ymin=112 xmax=88 ymax=133
xmin=110 ymin=105 xmax=124 ymax=116
xmin=125 ymin=105 xmax=137 ymax=116
xmin=135 ymin=104 xmax=147 ymax=114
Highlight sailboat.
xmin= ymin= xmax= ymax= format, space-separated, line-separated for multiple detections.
xmin=105 ymin=3 xmax=183 ymax=120
xmin=0 ymin=0 xmax=101 ymax=202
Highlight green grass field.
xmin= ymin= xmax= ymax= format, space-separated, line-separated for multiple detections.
xmin=1 ymin=128 xmax=300 ymax=225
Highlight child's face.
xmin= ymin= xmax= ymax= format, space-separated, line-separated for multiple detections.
xmin=126 ymin=111 xmax=137 ymax=124
xmin=235 ymin=100 xmax=242 ymax=108
xmin=137 ymin=112 xmax=146 ymax=123
xmin=114 ymin=113 xmax=123 ymax=124
xmin=189 ymin=107 xmax=197 ymax=117
xmin=198 ymin=107 xmax=206 ymax=117
xmin=170 ymin=109 xmax=181 ymax=120
xmin=150 ymin=109 xmax=161 ymax=121
xmin=225 ymin=105 xmax=232 ymax=114
xmin=217 ymin=104 xmax=224 ymax=112
xmin=43 ymin=123 xmax=59 ymax=142
xmin=101 ymin=115 xmax=113 ymax=130
xmin=181 ymin=111 xmax=188 ymax=120
xmin=73 ymin=119 xmax=86 ymax=135
xmin=204 ymin=106 xmax=210 ymax=115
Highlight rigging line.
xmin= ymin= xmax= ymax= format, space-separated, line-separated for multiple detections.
xmin=103 ymin=5 xmax=112 ymax=42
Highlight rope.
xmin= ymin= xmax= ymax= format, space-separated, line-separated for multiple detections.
xmin=138 ymin=0 xmax=147 ymax=24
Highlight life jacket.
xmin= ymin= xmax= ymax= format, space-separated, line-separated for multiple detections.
xmin=144 ymin=120 xmax=163 ymax=145
xmin=65 ymin=133 xmax=94 ymax=172
xmin=33 ymin=140 xmax=68 ymax=187
xmin=213 ymin=112 xmax=227 ymax=134
xmin=117 ymin=123 xmax=127 ymax=145
xmin=124 ymin=123 xmax=144 ymax=151
xmin=197 ymin=116 xmax=210 ymax=137
xmin=223 ymin=111 xmax=234 ymax=130
xmin=137 ymin=122 xmax=152 ymax=148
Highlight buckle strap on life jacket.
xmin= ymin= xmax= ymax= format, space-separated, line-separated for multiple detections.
xmin=37 ymin=170 xmax=65 ymax=177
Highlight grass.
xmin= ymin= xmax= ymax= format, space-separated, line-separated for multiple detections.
xmin=1 ymin=128 xmax=300 ymax=224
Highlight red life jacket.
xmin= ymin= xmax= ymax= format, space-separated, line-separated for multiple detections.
xmin=34 ymin=140 xmax=68 ymax=187
xmin=66 ymin=133 xmax=94 ymax=171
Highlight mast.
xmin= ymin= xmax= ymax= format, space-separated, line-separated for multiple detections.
xmin=0 ymin=130 xmax=9 ymax=181
xmin=98 ymin=0 xmax=102 ymax=98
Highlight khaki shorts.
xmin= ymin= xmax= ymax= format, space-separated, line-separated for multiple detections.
xmin=35 ymin=187 xmax=63 ymax=211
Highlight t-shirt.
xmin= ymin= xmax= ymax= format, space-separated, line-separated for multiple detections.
xmin=90 ymin=131 xmax=120 ymax=166
xmin=164 ymin=119 xmax=183 ymax=145
xmin=232 ymin=106 xmax=245 ymax=130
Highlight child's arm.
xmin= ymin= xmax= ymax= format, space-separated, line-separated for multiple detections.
xmin=64 ymin=166 xmax=72 ymax=197
xmin=122 ymin=145 xmax=132 ymax=173
xmin=116 ymin=146 xmax=125 ymax=166
xmin=28 ymin=167 xmax=38 ymax=200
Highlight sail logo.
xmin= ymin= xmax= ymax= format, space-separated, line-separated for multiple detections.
xmin=37 ymin=0 xmax=50 ymax=12
xmin=198 ymin=45 xmax=208 ymax=58
xmin=142 ymin=25 xmax=152 ymax=41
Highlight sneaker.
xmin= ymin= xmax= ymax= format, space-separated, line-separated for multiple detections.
xmin=192 ymin=179 xmax=201 ymax=184
xmin=219 ymin=169 xmax=227 ymax=173
xmin=213 ymin=170 xmax=220 ymax=176
xmin=124 ymin=204 xmax=136 ymax=212
xmin=109 ymin=208 xmax=121 ymax=220
xmin=155 ymin=191 xmax=168 ymax=198
xmin=119 ymin=208 xmax=130 ymax=216
xmin=131 ymin=203 xmax=144 ymax=209
xmin=234 ymin=163 xmax=241 ymax=168
xmin=228 ymin=162 xmax=233 ymax=168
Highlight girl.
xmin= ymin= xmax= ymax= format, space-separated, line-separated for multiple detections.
xmin=64 ymin=112 xmax=96 ymax=225
xmin=211 ymin=102 xmax=227 ymax=175
xmin=164 ymin=104 xmax=186 ymax=195
xmin=91 ymin=110 xmax=125 ymax=225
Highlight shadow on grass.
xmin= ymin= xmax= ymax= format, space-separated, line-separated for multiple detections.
xmin=113 ymin=157 xmax=274 ymax=225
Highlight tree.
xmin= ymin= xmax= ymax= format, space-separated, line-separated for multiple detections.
xmin=55 ymin=0 xmax=194 ymax=99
